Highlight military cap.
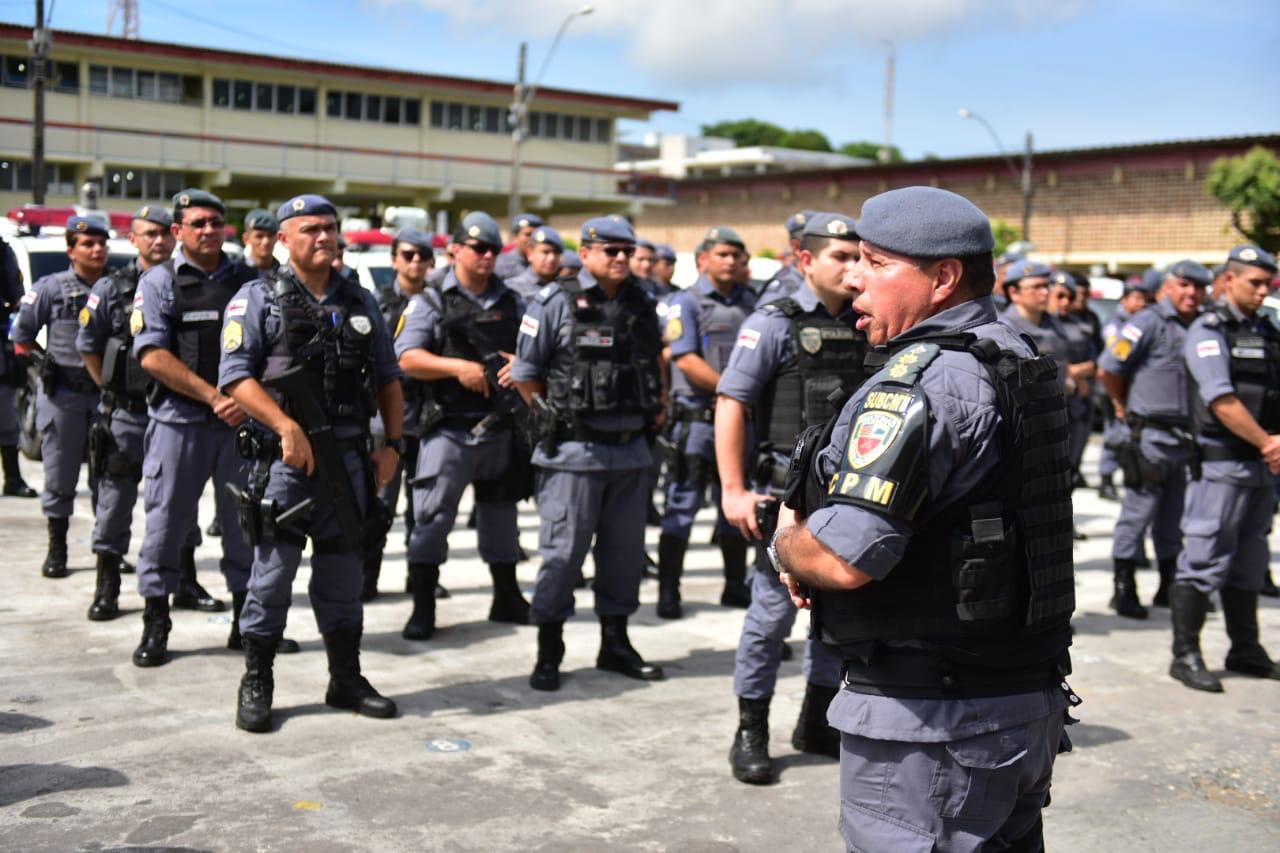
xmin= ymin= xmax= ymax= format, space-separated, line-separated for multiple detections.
xmin=560 ymin=252 xmax=582 ymax=271
xmin=800 ymin=212 xmax=857 ymax=241
xmin=395 ymin=227 xmax=435 ymax=253
xmin=581 ymin=215 xmax=636 ymax=245
xmin=65 ymin=215 xmax=110 ymax=239
xmin=511 ymin=212 xmax=544 ymax=232
xmin=1228 ymin=244 xmax=1278 ymax=274
xmin=786 ymin=209 xmax=817 ymax=237
xmin=654 ymin=243 xmax=677 ymax=263
xmin=459 ymin=212 xmax=503 ymax=247
xmin=1048 ymin=270 xmax=1077 ymax=296
xmin=531 ymin=226 xmax=565 ymax=252
xmin=1167 ymin=259 xmax=1212 ymax=287
xmin=1003 ymin=259 xmax=1053 ymax=285
xmin=636 ymin=238 xmax=656 ymax=252
xmin=857 ymin=186 xmax=995 ymax=258
xmin=702 ymin=225 xmax=746 ymax=251
xmin=277 ymin=194 xmax=337 ymax=223
xmin=1210 ymin=262 xmax=1227 ymax=279
xmin=172 ymin=188 xmax=225 ymax=218
xmin=1134 ymin=267 xmax=1164 ymax=295
xmin=244 ymin=208 xmax=279 ymax=232
xmin=996 ymin=250 xmax=1025 ymax=266
xmin=132 ymin=205 xmax=172 ymax=229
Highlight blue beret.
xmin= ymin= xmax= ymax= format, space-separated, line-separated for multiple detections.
xmin=1168 ymin=259 xmax=1211 ymax=287
xmin=654 ymin=243 xmax=677 ymax=263
xmin=66 ymin=215 xmax=109 ymax=239
xmin=997 ymin=251 xmax=1025 ymax=266
xmin=857 ymin=186 xmax=994 ymax=258
xmin=786 ymin=209 xmax=818 ymax=236
xmin=581 ymin=215 xmax=636 ymax=245
xmin=703 ymin=225 xmax=746 ymax=250
xmin=460 ymin=212 xmax=503 ymax=247
xmin=1048 ymin=270 xmax=1077 ymax=296
xmin=132 ymin=205 xmax=172 ymax=229
xmin=560 ymin=252 xmax=582 ymax=270
xmin=1136 ymin=267 xmax=1164 ymax=294
xmin=277 ymin=194 xmax=337 ymax=223
xmin=1004 ymin=259 xmax=1053 ymax=284
xmin=531 ymin=226 xmax=565 ymax=252
xmin=244 ymin=208 xmax=279 ymax=232
xmin=1210 ymin=263 xmax=1227 ymax=278
xmin=1228 ymin=244 xmax=1278 ymax=274
xmin=636 ymin=238 xmax=656 ymax=252
xmin=172 ymin=188 xmax=224 ymax=218
xmin=394 ymin=227 xmax=434 ymax=252
xmin=512 ymin=212 xmax=544 ymax=232
xmin=800 ymin=212 xmax=857 ymax=241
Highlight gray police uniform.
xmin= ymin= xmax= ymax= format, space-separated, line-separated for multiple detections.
xmin=494 ymin=249 xmax=529 ymax=282
xmin=12 ymin=269 xmax=100 ymax=517
xmin=1060 ymin=311 xmax=1099 ymax=470
xmin=219 ymin=268 xmax=401 ymax=639
xmin=1097 ymin=305 xmax=1133 ymax=480
xmin=373 ymin=279 xmax=420 ymax=540
xmin=999 ymin=305 xmax=1070 ymax=389
xmin=757 ymin=263 xmax=804 ymax=305
xmin=0 ymin=237 xmax=25 ymax=450
xmin=804 ymin=297 xmax=1074 ymax=851
xmin=505 ymin=265 xmax=551 ymax=302
xmin=133 ymin=248 xmax=258 ymax=599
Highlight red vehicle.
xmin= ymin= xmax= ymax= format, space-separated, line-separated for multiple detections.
xmin=6 ymin=205 xmax=133 ymax=232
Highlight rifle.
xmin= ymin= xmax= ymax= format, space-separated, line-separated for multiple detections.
xmin=470 ymin=351 xmax=532 ymax=444
xmin=263 ymin=365 xmax=365 ymax=553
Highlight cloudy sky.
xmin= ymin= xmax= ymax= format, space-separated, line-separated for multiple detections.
xmin=12 ymin=0 xmax=1279 ymax=158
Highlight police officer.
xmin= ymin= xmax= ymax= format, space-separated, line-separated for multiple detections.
xmin=558 ymin=251 xmax=582 ymax=280
xmin=631 ymin=238 xmax=656 ymax=286
xmin=772 ymin=186 xmax=1076 ymax=850
xmin=12 ymin=216 xmax=106 ymax=578
xmin=0 ymin=232 xmax=35 ymax=498
xmin=999 ymin=259 xmax=1071 ymax=385
xmin=715 ymin=212 xmax=868 ymax=785
xmin=1097 ymin=260 xmax=1207 ymax=618
xmin=757 ymin=211 xmax=814 ymax=304
xmin=495 ymin=212 xmax=544 ymax=281
xmin=220 ymin=193 xmax=403 ymax=732
xmin=395 ymin=211 xmax=529 ymax=641
xmin=657 ymin=226 xmax=757 ymax=615
xmin=512 ymin=215 xmax=666 ymax=691
xmin=505 ymin=226 xmax=564 ymax=301
xmin=1172 ymin=245 xmax=1280 ymax=692
xmin=1050 ymin=271 xmax=1098 ymax=524
xmin=1097 ymin=272 xmax=1159 ymax=500
xmin=651 ymin=243 xmax=679 ymax=296
xmin=130 ymin=189 xmax=264 ymax=667
xmin=237 ymin=208 xmax=280 ymax=277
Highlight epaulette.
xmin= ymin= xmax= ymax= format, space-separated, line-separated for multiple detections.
xmin=875 ymin=342 xmax=942 ymax=386
xmin=760 ymin=297 xmax=802 ymax=318
xmin=536 ymin=281 xmax=566 ymax=304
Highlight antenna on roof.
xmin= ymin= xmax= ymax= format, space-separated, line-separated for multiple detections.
xmin=107 ymin=0 xmax=139 ymax=39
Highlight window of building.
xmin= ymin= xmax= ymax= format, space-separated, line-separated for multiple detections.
xmin=384 ymin=97 xmax=401 ymax=124
xmin=52 ymin=61 xmax=78 ymax=93
xmin=212 ymin=78 xmax=230 ymax=107
xmin=0 ymin=159 xmax=72 ymax=194
xmin=277 ymin=84 xmax=296 ymax=114
xmin=2 ymin=56 xmax=28 ymax=88
xmin=110 ymin=67 xmax=133 ymax=98
xmin=365 ymin=94 xmax=381 ymax=122
xmin=232 ymin=80 xmax=252 ymax=110
xmin=326 ymin=90 xmax=342 ymax=118
xmin=157 ymin=72 xmax=180 ymax=102
xmin=255 ymin=82 xmax=273 ymax=112
xmin=88 ymin=64 xmax=197 ymax=104
xmin=135 ymin=70 xmax=156 ymax=100
xmin=100 ymin=166 xmax=188 ymax=200
xmin=430 ymin=101 xmax=443 ymax=127
xmin=298 ymin=87 xmax=316 ymax=115
xmin=345 ymin=91 xmax=362 ymax=120
xmin=425 ymin=99 xmax=603 ymax=143
xmin=182 ymin=75 xmax=202 ymax=105
xmin=595 ymin=118 xmax=611 ymax=144
xmin=446 ymin=102 xmax=463 ymax=130
xmin=89 ymin=65 xmax=108 ymax=95
xmin=404 ymin=99 xmax=420 ymax=126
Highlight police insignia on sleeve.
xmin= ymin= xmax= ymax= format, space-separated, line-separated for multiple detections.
xmin=349 ymin=315 xmax=372 ymax=336
xmin=394 ymin=314 xmax=406 ymax=339
xmin=78 ymin=307 xmax=91 ymax=328
xmin=222 ymin=321 xmax=243 ymax=352
xmin=847 ymin=410 xmax=903 ymax=469
xmin=1110 ymin=339 xmax=1132 ymax=361
xmin=130 ymin=310 xmax=145 ymax=334
xmin=665 ymin=317 xmax=684 ymax=343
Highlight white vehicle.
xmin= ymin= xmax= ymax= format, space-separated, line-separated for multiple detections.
xmin=341 ymin=247 xmax=394 ymax=294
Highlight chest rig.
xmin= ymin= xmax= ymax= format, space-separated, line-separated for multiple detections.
xmin=431 ymin=284 xmax=521 ymax=418
xmin=167 ymin=258 xmax=257 ymax=387
xmin=1191 ymin=305 xmax=1280 ymax=449
xmin=100 ymin=262 xmax=151 ymax=410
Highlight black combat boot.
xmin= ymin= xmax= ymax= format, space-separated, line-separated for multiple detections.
xmin=236 ymin=633 xmax=276 ymax=733
xmin=172 ymin=545 xmax=226 ymax=612
xmin=402 ymin=562 xmax=439 ymax=641
xmin=132 ymin=596 xmax=172 ymax=667
xmin=1169 ymin=584 xmax=1223 ymax=692
xmin=87 ymin=552 xmax=122 ymax=622
xmin=488 ymin=562 xmax=531 ymax=624
xmin=1109 ymin=559 xmax=1148 ymax=620
xmin=791 ymin=683 xmax=840 ymax=758
xmin=1 ymin=445 xmax=35 ymax=497
xmin=719 ymin=534 xmax=751 ymax=608
xmin=41 ymin=517 xmax=69 ymax=579
xmin=1097 ymin=471 xmax=1118 ymax=501
xmin=120 ymin=558 xmax=135 ymax=574
xmin=361 ymin=545 xmax=382 ymax=603
xmin=404 ymin=571 xmax=450 ymax=599
xmin=730 ymin=696 xmax=773 ymax=785
xmin=1261 ymin=571 xmax=1279 ymax=599
xmin=656 ymin=533 xmax=687 ymax=620
xmin=206 ymin=516 xmax=222 ymax=538
xmin=227 ymin=591 xmax=301 ymax=654
xmin=1153 ymin=557 xmax=1176 ymax=608
xmin=1221 ymin=587 xmax=1280 ymax=679
xmin=596 ymin=615 xmax=663 ymax=681
xmin=530 ymin=621 xmax=565 ymax=691
xmin=323 ymin=629 xmax=397 ymax=718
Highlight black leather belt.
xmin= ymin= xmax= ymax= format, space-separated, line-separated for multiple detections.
xmin=1200 ymin=444 xmax=1260 ymax=462
xmin=565 ymin=425 xmax=641 ymax=445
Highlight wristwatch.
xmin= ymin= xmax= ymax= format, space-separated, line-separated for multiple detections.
xmin=384 ymin=437 xmax=405 ymax=455
xmin=767 ymin=526 xmax=788 ymax=575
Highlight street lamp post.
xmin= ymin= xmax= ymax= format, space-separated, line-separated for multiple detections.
xmin=507 ymin=5 xmax=593 ymax=225
xmin=958 ymin=108 xmax=1034 ymax=241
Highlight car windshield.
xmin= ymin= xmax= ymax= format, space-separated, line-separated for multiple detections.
xmin=367 ymin=266 xmax=396 ymax=289
xmin=28 ymin=251 xmax=133 ymax=282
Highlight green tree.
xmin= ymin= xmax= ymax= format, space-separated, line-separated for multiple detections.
xmin=990 ymin=218 xmax=1021 ymax=258
xmin=778 ymin=129 xmax=832 ymax=152
xmin=1205 ymin=145 xmax=1280 ymax=253
xmin=700 ymin=119 xmax=788 ymax=148
xmin=838 ymin=141 xmax=904 ymax=162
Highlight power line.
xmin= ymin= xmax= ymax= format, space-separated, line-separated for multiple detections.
xmin=144 ymin=0 xmax=370 ymax=66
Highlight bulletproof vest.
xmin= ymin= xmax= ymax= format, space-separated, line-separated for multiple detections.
xmin=754 ymin=298 xmax=870 ymax=451
xmin=1125 ymin=304 xmax=1191 ymax=425
xmin=48 ymin=272 xmax=93 ymax=372
xmin=100 ymin=262 xmax=151 ymax=401
xmin=167 ymin=258 xmax=257 ymax=387
xmin=430 ymin=283 xmax=521 ymax=416
xmin=815 ymin=335 xmax=1075 ymax=675
xmin=696 ymin=286 xmax=754 ymax=374
xmin=1191 ymin=305 xmax=1280 ymax=444
xmin=544 ymin=278 xmax=663 ymax=420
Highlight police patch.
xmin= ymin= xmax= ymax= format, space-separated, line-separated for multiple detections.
xmin=349 ymin=315 xmax=372 ymax=336
xmin=736 ymin=328 xmax=761 ymax=351
xmin=222 ymin=321 xmax=243 ymax=352
xmin=130 ymin=310 xmax=144 ymax=334
xmin=21 ymin=290 xmax=37 ymax=305
xmin=665 ymin=317 xmax=684 ymax=343
xmin=1240 ymin=247 xmax=1258 ymax=262
xmin=1121 ymin=324 xmax=1143 ymax=343
xmin=576 ymin=329 xmax=614 ymax=347
xmin=468 ymin=225 xmax=481 ymax=238
xmin=1196 ymin=339 xmax=1221 ymax=359
xmin=86 ymin=293 xmax=100 ymax=311
xmin=1110 ymin=339 xmax=1132 ymax=361
xmin=666 ymin=303 xmax=682 ymax=319
xmin=847 ymin=410 xmax=903 ymax=470
xmin=225 ymin=298 xmax=248 ymax=318
xmin=798 ymin=327 xmax=823 ymax=354
xmin=78 ymin=307 xmax=91 ymax=328
xmin=394 ymin=314 xmax=407 ymax=339
xmin=132 ymin=291 xmax=144 ymax=309
xmin=519 ymin=314 xmax=540 ymax=338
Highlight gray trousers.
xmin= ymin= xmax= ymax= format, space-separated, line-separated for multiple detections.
xmin=1112 ymin=430 xmax=1187 ymax=563
xmin=239 ymin=450 xmax=369 ymax=639
xmin=136 ymin=419 xmax=251 ymax=598
xmin=734 ymin=550 xmax=840 ymax=698
xmin=36 ymin=387 xmax=98 ymax=517
xmin=838 ymin=712 xmax=1063 ymax=852
xmin=1177 ymin=468 xmax=1276 ymax=594
xmin=1067 ymin=395 xmax=1091 ymax=471
xmin=531 ymin=466 xmax=646 ymax=624
xmin=91 ymin=411 xmax=145 ymax=556
xmin=0 ymin=383 xmax=18 ymax=445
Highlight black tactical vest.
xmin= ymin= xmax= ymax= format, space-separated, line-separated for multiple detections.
xmin=755 ymin=298 xmax=870 ymax=451
xmin=430 ymin=283 xmax=521 ymax=417
xmin=1190 ymin=305 xmax=1280 ymax=447
xmin=544 ymin=278 xmax=663 ymax=420
xmin=815 ymin=335 xmax=1075 ymax=690
xmin=167 ymin=258 xmax=257 ymax=387
xmin=100 ymin=262 xmax=152 ymax=404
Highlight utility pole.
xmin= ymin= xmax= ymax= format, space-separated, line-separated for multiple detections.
xmin=1021 ymin=131 xmax=1034 ymax=242
xmin=507 ymin=42 xmax=527 ymax=225
xmin=879 ymin=41 xmax=894 ymax=163
xmin=31 ymin=0 xmax=49 ymax=205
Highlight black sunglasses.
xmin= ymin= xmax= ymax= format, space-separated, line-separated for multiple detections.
xmin=183 ymin=216 xmax=225 ymax=230
xmin=398 ymin=249 xmax=429 ymax=261
xmin=464 ymin=242 xmax=500 ymax=256
xmin=595 ymin=244 xmax=635 ymax=258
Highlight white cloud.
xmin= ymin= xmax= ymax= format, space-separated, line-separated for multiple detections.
xmin=380 ymin=0 xmax=1088 ymax=89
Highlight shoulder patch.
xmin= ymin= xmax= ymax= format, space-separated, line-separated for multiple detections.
xmin=222 ymin=320 xmax=243 ymax=352
xmin=665 ymin=317 xmax=685 ymax=343
xmin=519 ymin=313 xmax=540 ymax=338
xmin=132 ymin=291 xmax=144 ymax=309
xmin=1109 ymin=339 xmax=1132 ymax=361
xmin=666 ymin=302 xmax=683 ymax=319
xmin=403 ymin=298 xmax=417 ymax=316
xmin=878 ymin=342 xmax=942 ymax=385
xmin=1201 ymin=311 xmax=1222 ymax=328
xmin=1195 ymin=339 xmax=1221 ymax=359
xmin=20 ymin=290 xmax=37 ymax=305
xmin=536 ymin=283 xmax=560 ymax=304
xmin=226 ymin=298 xmax=248 ymax=318
xmin=130 ymin=309 xmax=144 ymax=335
xmin=78 ymin=307 xmax=91 ymax=328
xmin=736 ymin=328 xmax=761 ymax=351
xmin=1121 ymin=323 xmax=1143 ymax=343
xmin=86 ymin=293 xmax=100 ymax=311
xmin=847 ymin=409 xmax=904 ymax=470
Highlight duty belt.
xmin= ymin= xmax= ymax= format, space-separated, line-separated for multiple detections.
xmin=562 ymin=424 xmax=642 ymax=445
xmin=101 ymin=389 xmax=148 ymax=416
xmin=841 ymin=647 xmax=1063 ymax=700
xmin=1127 ymin=413 xmax=1190 ymax=432
xmin=50 ymin=363 xmax=98 ymax=395
xmin=673 ymin=404 xmax=715 ymax=424
xmin=1199 ymin=444 xmax=1261 ymax=462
